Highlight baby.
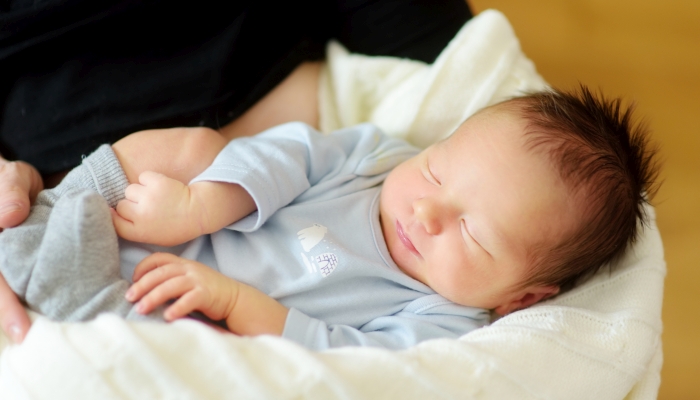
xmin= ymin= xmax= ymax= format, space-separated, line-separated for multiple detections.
xmin=0 ymin=86 xmax=658 ymax=350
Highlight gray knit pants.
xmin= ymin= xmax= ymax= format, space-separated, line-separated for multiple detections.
xmin=0 ymin=145 xmax=163 ymax=322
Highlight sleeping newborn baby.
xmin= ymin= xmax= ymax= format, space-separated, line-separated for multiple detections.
xmin=0 ymin=86 xmax=658 ymax=350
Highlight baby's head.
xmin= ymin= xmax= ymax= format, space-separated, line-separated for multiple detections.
xmin=380 ymin=85 xmax=659 ymax=315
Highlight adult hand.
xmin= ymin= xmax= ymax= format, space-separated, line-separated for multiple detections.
xmin=0 ymin=156 xmax=42 ymax=343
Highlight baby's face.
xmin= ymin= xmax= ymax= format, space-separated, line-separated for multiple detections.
xmin=380 ymin=107 xmax=575 ymax=314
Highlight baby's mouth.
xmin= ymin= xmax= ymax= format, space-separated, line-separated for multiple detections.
xmin=396 ymin=221 xmax=420 ymax=257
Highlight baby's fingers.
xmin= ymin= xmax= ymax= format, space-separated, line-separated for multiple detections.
xmin=111 ymin=207 xmax=136 ymax=238
xmin=132 ymin=275 xmax=191 ymax=316
xmin=114 ymin=197 xmax=142 ymax=225
xmin=163 ymin=291 xmax=203 ymax=321
xmin=132 ymin=252 xmax=184 ymax=282
xmin=124 ymin=182 xmax=146 ymax=202
xmin=128 ymin=260 xmax=183 ymax=302
xmin=137 ymin=170 xmax=167 ymax=186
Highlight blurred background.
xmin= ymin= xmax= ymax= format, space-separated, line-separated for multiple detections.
xmin=469 ymin=1 xmax=699 ymax=398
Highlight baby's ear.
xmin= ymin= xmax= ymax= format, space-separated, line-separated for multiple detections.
xmin=493 ymin=285 xmax=559 ymax=316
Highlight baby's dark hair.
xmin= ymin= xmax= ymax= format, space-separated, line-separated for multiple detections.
xmin=503 ymin=85 xmax=660 ymax=292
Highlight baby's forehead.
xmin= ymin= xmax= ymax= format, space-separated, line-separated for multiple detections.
xmin=444 ymin=105 xmax=535 ymax=154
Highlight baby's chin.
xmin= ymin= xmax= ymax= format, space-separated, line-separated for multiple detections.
xmin=382 ymin=236 xmax=427 ymax=288
xmin=395 ymin=259 xmax=424 ymax=285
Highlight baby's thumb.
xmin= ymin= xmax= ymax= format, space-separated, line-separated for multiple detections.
xmin=110 ymin=208 xmax=138 ymax=241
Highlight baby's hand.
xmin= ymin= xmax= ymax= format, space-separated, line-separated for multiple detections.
xmin=126 ymin=252 xmax=240 ymax=323
xmin=112 ymin=171 xmax=203 ymax=246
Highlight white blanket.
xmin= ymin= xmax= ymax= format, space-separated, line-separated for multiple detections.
xmin=0 ymin=10 xmax=664 ymax=399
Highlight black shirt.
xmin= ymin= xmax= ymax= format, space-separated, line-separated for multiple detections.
xmin=0 ymin=0 xmax=472 ymax=174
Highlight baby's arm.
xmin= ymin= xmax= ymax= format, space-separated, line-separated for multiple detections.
xmin=109 ymin=127 xmax=256 ymax=246
xmin=127 ymin=250 xmax=489 ymax=348
xmin=112 ymin=173 xmax=256 ymax=246
xmin=127 ymin=252 xmax=287 ymax=335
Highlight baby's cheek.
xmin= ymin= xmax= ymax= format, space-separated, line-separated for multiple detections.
xmin=433 ymin=257 xmax=472 ymax=299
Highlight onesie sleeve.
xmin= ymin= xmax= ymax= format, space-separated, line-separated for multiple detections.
xmin=189 ymin=122 xmax=416 ymax=231
xmin=283 ymin=295 xmax=490 ymax=350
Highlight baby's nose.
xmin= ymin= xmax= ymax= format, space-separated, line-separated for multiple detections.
xmin=413 ymin=198 xmax=443 ymax=235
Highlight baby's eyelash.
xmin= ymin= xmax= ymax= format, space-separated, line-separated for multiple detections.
xmin=424 ymin=159 xmax=440 ymax=185
xmin=461 ymin=220 xmax=493 ymax=258
xmin=429 ymin=167 xmax=440 ymax=184
xmin=460 ymin=220 xmax=471 ymax=243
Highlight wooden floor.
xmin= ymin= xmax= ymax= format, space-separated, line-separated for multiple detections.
xmin=470 ymin=1 xmax=700 ymax=398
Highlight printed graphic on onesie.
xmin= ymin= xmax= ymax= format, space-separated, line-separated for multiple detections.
xmin=297 ymin=224 xmax=339 ymax=277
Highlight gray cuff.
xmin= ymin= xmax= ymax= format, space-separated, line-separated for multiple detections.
xmin=53 ymin=145 xmax=129 ymax=208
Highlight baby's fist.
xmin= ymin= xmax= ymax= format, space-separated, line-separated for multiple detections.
xmin=112 ymin=171 xmax=202 ymax=246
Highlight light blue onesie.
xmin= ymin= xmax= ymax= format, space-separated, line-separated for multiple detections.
xmin=1 ymin=122 xmax=489 ymax=350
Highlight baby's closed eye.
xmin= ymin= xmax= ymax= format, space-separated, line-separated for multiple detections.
xmin=461 ymin=219 xmax=491 ymax=258
xmin=423 ymin=159 xmax=441 ymax=185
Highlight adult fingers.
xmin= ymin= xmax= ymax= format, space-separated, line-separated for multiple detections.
xmin=0 ymin=273 xmax=31 ymax=344
xmin=0 ymin=160 xmax=43 ymax=229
